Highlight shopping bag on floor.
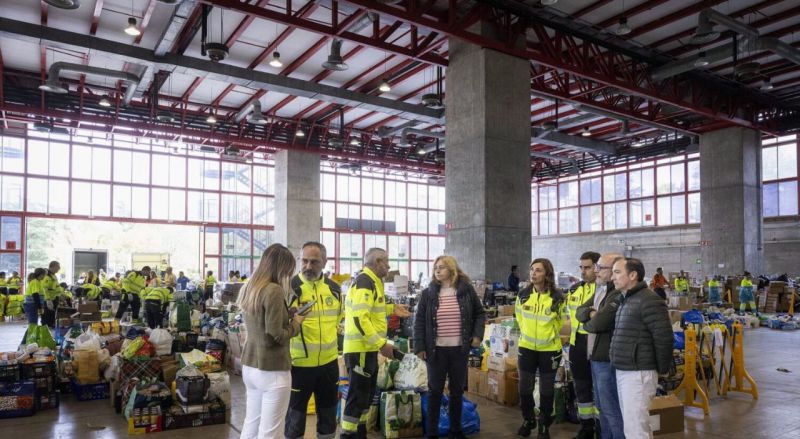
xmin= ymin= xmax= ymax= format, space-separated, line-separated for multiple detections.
xmin=393 ymin=354 xmax=428 ymax=391
xmin=75 ymin=349 xmax=100 ymax=384
xmin=421 ymin=394 xmax=481 ymax=436
xmin=380 ymin=390 xmax=423 ymax=438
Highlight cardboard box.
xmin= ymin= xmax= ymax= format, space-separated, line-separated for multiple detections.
xmin=497 ymin=305 xmax=515 ymax=317
xmin=649 ymin=395 xmax=684 ymax=436
xmin=467 ymin=367 xmax=488 ymax=397
xmin=668 ymin=310 xmax=683 ymax=325
xmin=487 ymin=370 xmax=519 ymax=406
xmin=487 ymin=353 xmax=518 ymax=372
xmin=162 ymin=401 xmax=226 ymax=430
xmin=75 ymin=303 xmax=102 ymax=322
xmin=127 ymin=407 xmax=163 ymax=435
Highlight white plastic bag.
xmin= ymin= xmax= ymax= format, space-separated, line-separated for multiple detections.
xmin=207 ymin=371 xmax=231 ymax=407
xmin=393 ymin=354 xmax=428 ymax=391
xmin=76 ymin=330 xmax=102 ymax=352
xmin=149 ymin=328 xmax=174 ymax=356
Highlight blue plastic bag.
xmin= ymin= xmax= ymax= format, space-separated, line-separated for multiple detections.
xmin=421 ymin=393 xmax=480 ymax=436
xmin=683 ymin=309 xmax=704 ymax=324
xmin=673 ymin=331 xmax=685 ymax=350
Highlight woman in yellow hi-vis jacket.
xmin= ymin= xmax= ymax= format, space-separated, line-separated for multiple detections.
xmin=515 ymin=258 xmax=566 ymax=439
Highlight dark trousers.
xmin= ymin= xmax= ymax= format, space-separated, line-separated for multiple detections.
xmin=426 ymin=346 xmax=468 ymax=435
xmin=654 ymin=288 xmax=666 ymax=300
xmin=570 ymin=334 xmax=595 ymax=426
xmin=115 ymin=292 xmax=141 ymax=320
xmin=202 ymin=285 xmax=213 ymax=311
xmin=23 ymin=301 xmax=39 ymax=325
xmin=285 ymin=360 xmax=339 ymax=439
xmin=518 ymin=347 xmax=559 ymax=424
xmin=144 ymin=299 xmax=164 ymax=329
xmin=42 ymin=297 xmax=58 ymax=328
xmin=341 ymin=351 xmax=378 ymax=438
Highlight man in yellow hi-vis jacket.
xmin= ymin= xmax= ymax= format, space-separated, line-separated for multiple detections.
xmin=285 ymin=242 xmax=343 ymax=439
xmin=340 ymin=248 xmax=410 ymax=439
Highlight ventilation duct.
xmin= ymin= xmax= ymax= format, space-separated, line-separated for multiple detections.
xmin=43 ymin=0 xmax=80 ymax=9
xmin=234 ymin=101 xmax=268 ymax=124
xmin=400 ymin=127 xmax=445 ymax=140
xmin=530 ymin=151 xmax=580 ymax=175
xmin=318 ymin=1 xmax=377 ymax=71
xmin=38 ymin=62 xmax=143 ymax=105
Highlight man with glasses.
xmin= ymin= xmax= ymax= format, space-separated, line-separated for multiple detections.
xmin=577 ymin=254 xmax=624 ymax=439
xmin=567 ymin=251 xmax=601 ymax=439
xmin=284 ymin=242 xmax=343 ymax=439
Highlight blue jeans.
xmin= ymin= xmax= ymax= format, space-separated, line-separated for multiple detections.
xmin=592 ymin=361 xmax=624 ymax=439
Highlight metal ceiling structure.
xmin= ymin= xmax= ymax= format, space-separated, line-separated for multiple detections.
xmin=1 ymin=0 xmax=799 ymax=179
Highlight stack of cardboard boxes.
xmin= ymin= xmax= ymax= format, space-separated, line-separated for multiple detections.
xmin=467 ymin=319 xmax=519 ymax=406
xmin=761 ymin=281 xmax=793 ymax=313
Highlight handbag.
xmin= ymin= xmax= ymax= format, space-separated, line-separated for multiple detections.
xmin=380 ymin=390 xmax=423 ymax=438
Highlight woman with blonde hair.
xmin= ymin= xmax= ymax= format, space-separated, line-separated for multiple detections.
xmin=413 ymin=255 xmax=485 ymax=439
xmin=238 ymin=244 xmax=305 ymax=439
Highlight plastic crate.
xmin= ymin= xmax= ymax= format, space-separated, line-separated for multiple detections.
xmin=36 ymin=391 xmax=60 ymax=410
xmin=21 ymin=361 xmax=57 ymax=379
xmin=70 ymin=379 xmax=110 ymax=401
xmin=0 ymin=380 xmax=36 ymax=418
xmin=0 ymin=363 xmax=21 ymax=382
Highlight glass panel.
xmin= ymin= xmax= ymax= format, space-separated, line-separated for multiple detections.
xmin=27 ymin=178 xmax=47 ymax=213
xmin=151 ymin=188 xmax=168 ymax=219
xmin=641 ymin=168 xmax=654 ymax=197
xmin=428 ymin=211 xmax=444 ymax=235
xmin=205 ymin=227 xmax=220 ymax=255
xmin=410 ymin=261 xmax=428 ymax=282
xmin=0 ymin=216 xmax=22 ymax=250
xmin=762 ymin=147 xmax=777 ymax=181
xmin=253 ymin=166 xmax=270 ymax=195
xmin=657 ymin=196 xmax=671 ymax=226
xmin=131 ymin=152 xmax=150 ymax=184
xmin=559 ymin=208 xmax=578 ymax=233
xmin=687 ymin=161 xmax=700 ymax=191
xmin=429 ymin=237 xmax=444 ymax=259
xmin=27 ymin=140 xmax=49 ymax=175
xmin=188 ymin=159 xmax=204 ymax=189
xmin=688 ymin=193 xmax=701 ymax=223
xmin=411 ymin=236 xmax=428 ymax=260
xmin=1 ymin=136 xmax=24 ymax=173
xmin=777 ymin=144 xmax=798 ymax=179
xmin=321 ymin=202 xmax=336 ymax=229
xmin=670 ymin=164 xmax=685 ymax=193
xmin=388 ymin=235 xmax=408 ymax=259
xmin=0 ymin=176 xmax=23 ymax=211
xmin=615 ymin=173 xmax=627 ymax=200
xmin=188 ymin=191 xmax=203 ymax=222
xmin=169 ymin=189 xmax=185 ymax=221
xmin=72 ymin=145 xmax=92 ymax=179
xmin=49 ymin=142 xmax=69 ymax=177
xmin=71 ymin=182 xmax=91 ymax=215
xmin=671 ymin=195 xmax=686 ymax=224
xmin=559 ymin=181 xmax=578 ymax=207
xmin=336 ymin=175 xmax=349 ymax=201
xmin=91 ymin=183 xmax=110 ymax=217
xmin=151 ymin=155 xmax=169 ymax=186
xmin=93 ymin=148 xmax=112 ymax=181
xmin=113 ymin=185 xmax=132 ymax=218
xmin=48 ymin=180 xmax=69 ymax=214
xmin=238 ymin=195 xmax=251 ymax=224
xmin=603 ymin=175 xmax=615 ymax=201
xmin=221 ymin=162 xmax=237 ymax=192
xmin=0 ymin=253 xmax=21 ymax=275
xmin=114 ymin=150 xmax=132 ymax=182
xmin=656 ymin=165 xmax=671 ymax=194
xmin=205 ymin=192 xmax=219 ymax=222
xmin=615 ymin=202 xmax=627 ymax=229
xmin=131 ymin=187 xmax=149 ymax=219
xmin=364 ymin=235 xmax=387 ymax=255
xmin=629 ymin=171 xmax=642 ymax=198
xmin=204 ymin=160 xmax=220 ymax=190
xmin=385 ymin=208 xmax=406 ymax=233
xmin=779 ymin=181 xmax=798 ymax=216
xmin=235 ymin=163 xmax=251 ymax=193
xmin=603 ymin=204 xmax=617 ymax=231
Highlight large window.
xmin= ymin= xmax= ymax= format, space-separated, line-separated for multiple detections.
xmin=532 ymin=153 xmax=700 ymax=235
xmin=0 ymin=129 xmax=276 ymax=277
xmin=762 ymin=135 xmax=799 ymax=218
xmin=320 ymin=166 xmax=444 ymax=276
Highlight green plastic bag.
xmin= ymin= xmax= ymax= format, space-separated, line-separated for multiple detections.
xmin=176 ymin=302 xmax=191 ymax=332
xmin=24 ymin=323 xmax=39 ymax=346
xmin=37 ymin=325 xmax=57 ymax=349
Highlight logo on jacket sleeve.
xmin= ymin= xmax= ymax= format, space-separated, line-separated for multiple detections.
xmin=325 ymin=296 xmax=334 ymax=307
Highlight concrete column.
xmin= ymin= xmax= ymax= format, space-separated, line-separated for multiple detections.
xmin=700 ymin=126 xmax=762 ymax=276
xmin=274 ymin=150 xmax=320 ymax=258
xmin=445 ymin=24 xmax=532 ymax=283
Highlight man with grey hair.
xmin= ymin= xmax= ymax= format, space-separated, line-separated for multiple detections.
xmin=576 ymin=253 xmax=625 ymax=439
xmin=340 ymin=248 xmax=410 ymax=439
xmin=285 ymin=242 xmax=342 ymax=439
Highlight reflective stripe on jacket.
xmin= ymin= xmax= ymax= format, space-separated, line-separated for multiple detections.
xmin=289 ymin=273 xmax=343 ymax=367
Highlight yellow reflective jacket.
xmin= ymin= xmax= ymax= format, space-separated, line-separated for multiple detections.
xmin=142 ymin=287 xmax=173 ymax=303
xmin=41 ymin=272 xmax=62 ymax=301
xmin=515 ymin=285 xmax=566 ymax=352
xmin=289 ymin=273 xmax=343 ymax=367
xmin=24 ymin=279 xmax=42 ymax=297
xmin=674 ymin=277 xmax=689 ymax=293
xmin=122 ymin=272 xmax=146 ymax=296
xmin=7 ymin=276 xmax=21 ymax=292
xmin=101 ymin=279 xmax=118 ymax=291
xmin=343 ymin=267 xmax=394 ymax=354
xmin=567 ymin=282 xmax=595 ymax=345
xmin=83 ymin=284 xmax=101 ymax=300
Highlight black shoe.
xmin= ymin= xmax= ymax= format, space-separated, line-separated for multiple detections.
xmin=450 ymin=431 xmax=467 ymax=439
xmin=518 ymin=419 xmax=536 ymax=437
xmin=537 ymin=423 xmax=550 ymax=439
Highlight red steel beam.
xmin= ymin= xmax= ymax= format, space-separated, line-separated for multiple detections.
xmin=134 ymin=0 xmax=159 ymax=45
xmin=357 ymin=78 xmax=440 ymax=131
xmin=41 ymin=3 xmax=47 ymax=26
xmin=90 ymin=0 xmax=104 ymax=35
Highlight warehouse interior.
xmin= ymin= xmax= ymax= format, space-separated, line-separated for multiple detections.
xmin=0 ymin=0 xmax=799 ymax=438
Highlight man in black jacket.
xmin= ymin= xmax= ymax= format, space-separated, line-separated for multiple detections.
xmin=610 ymin=258 xmax=672 ymax=439
xmin=576 ymin=253 xmax=624 ymax=439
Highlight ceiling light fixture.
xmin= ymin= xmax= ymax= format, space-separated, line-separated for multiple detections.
xmin=694 ymin=52 xmax=709 ymax=67
xmin=295 ymin=127 xmax=305 ymax=137
xmin=761 ymin=78 xmax=774 ymax=91
xmin=99 ymin=97 xmax=112 ymax=107
xmin=540 ymin=0 xmax=558 ymax=5
xmin=322 ymin=39 xmax=348 ymax=71
xmin=690 ymin=18 xmax=720 ymax=45
xmin=269 ymin=51 xmax=283 ymax=68
xmin=616 ymin=17 xmax=631 ymax=35
xmin=581 ymin=126 xmax=591 ymax=137
xmin=350 ymin=138 xmax=361 ymax=146
xmin=378 ymin=79 xmax=391 ymax=93
xmin=39 ymin=81 xmax=68 ymax=94
xmin=206 ymin=113 xmax=217 ymax=124
xmin=125 ymin=17 xmax=141 ymax=36
xmin=44 ymin=0 xmax=81 ymax=9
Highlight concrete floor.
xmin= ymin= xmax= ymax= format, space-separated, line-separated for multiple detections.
xmin=1 ymin=321 xmax=798 ymax=438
